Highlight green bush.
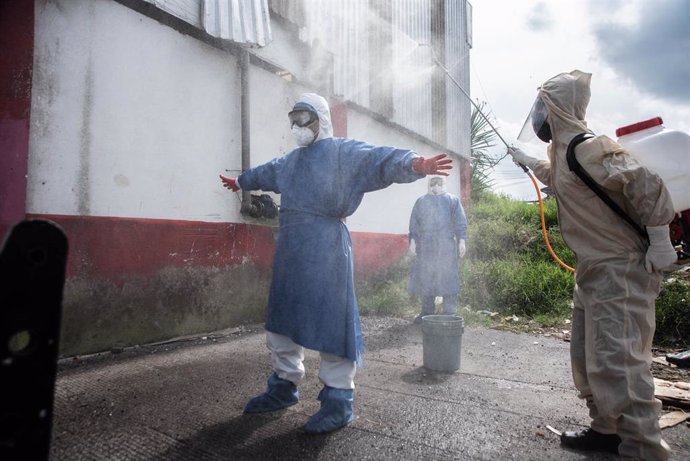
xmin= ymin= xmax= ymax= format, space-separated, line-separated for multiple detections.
xmin=460 ymin=257 xmax=573 ymax=318
xmin=460 ymin=192 xmax=575 ymax=321
xmin=463 ymin=191 xmax=689 ymax=343
xmin=469 ymin=191 xmax=559 ymax=227
xmin=655 ymin=279 xmax=690 ymax=346
xmin=467 ymin=193 xmax=574 ymax=265
xmin=356 ymin=259 xmax=416 ymax=317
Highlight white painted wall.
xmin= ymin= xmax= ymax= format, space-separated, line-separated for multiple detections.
xmin=29 ymin=0 xmax=244 ymax=223
xmin=28 ymin=0 xmax=459 ymax=236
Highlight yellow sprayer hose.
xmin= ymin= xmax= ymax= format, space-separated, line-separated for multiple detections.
xmin=526 ymin=172 xmax=575 ymax=273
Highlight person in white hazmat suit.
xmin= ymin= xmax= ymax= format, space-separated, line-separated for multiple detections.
xmin=507 ymin=70 xmax=677 ymax=460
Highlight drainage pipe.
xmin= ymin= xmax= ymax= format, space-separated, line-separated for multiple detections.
xmin=239 ymin=48 xmax=258 ymax=216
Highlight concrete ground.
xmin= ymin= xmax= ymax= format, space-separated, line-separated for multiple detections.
xmin=50 ymin=317 xmax=690 ymax=460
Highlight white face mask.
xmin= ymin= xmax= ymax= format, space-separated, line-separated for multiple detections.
xmin=292 ymin=126 xmax=316 ymax=147
xmin=430 ymin=184 xmax=446 ymax=195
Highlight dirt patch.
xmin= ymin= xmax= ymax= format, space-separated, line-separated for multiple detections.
xmin=652 ymin=349 xmax=690 ymax=383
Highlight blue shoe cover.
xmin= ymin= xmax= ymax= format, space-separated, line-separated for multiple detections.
xmin=304 ymin=386 xmax=354 ymax=434
xmin=244 ymin=373 xmax=299 ymax=414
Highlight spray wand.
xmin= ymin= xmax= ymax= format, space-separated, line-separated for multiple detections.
xmin=421 ymin=44 xmax=575 ymax=273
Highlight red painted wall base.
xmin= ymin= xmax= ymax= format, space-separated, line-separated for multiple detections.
xmin=25 ymin=214 xmax=408 ymax=280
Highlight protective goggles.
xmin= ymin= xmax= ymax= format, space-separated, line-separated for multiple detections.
xmin=288 ymin=109 xmax=318 ymax=128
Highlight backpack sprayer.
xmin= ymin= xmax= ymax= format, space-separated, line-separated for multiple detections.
xmin=616 ymin=119 xmax=690 ymax=265
xmin=419 ymin=43 xmax=575 ymax=272
xmin=421 ymin=43 xmax=690 ymax=271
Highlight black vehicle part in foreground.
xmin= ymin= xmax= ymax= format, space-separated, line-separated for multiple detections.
xmin=0 ymin=220 xmax=68 ymax=461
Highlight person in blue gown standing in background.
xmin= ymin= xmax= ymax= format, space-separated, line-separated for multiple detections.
xmin=408 ymin=176 xmax=467 ymax=324
xmin=220 ymin=93 xmax=452 ymax=434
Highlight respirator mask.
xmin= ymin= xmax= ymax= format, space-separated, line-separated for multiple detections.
xmin=289 ymin=104 xmax=319 ymax=147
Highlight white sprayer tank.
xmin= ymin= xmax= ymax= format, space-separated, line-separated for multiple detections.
xmin=616 ymin=117 xmax=690 ymax=213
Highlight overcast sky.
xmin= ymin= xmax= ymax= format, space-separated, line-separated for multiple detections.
xmin=468 ymin=0 xmax=690 ymax=200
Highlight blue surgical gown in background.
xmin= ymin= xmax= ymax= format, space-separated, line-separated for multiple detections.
xmin=408 ymin=193 xmax=467 ymax=297
xmin=238 ymin=137 xmax=423 ymax=364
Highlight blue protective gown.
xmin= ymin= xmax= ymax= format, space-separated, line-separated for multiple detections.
xmin=238 ymin=138 xmax=423 ymax=364
xmin=408 ymin=193 xmax=467 ymax=297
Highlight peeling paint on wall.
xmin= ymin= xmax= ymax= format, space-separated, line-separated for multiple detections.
xmin=77 ymin=54 xmax=93 ymax=215
xmin=30 ymin=41 xmax=58 ymax=141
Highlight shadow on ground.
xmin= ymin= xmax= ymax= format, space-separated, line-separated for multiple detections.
xmin=148 ymin=411 xmax=333 ymax=461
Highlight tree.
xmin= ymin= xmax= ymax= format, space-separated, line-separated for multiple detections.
xmin=470 ymin=101 xmax=501 ymax=199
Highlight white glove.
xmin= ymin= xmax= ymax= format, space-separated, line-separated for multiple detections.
xmin=507 ymin=146 xmax=539 ymax=170
xmin=458 ymin=239 xmax=466 ymax=258
xmin=408 ymin=239 xmax=416 ymax=255
xmin=644 ymin=225 xmax=677 ymax=273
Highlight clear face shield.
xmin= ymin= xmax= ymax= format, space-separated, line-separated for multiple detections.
xmin=517 ymin=94 xmax=551 ymax=143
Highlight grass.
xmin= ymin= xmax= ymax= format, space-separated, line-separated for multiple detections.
xmin=457 ymin=191 xmax=575 ymax=327
xmin=460 ymin=258 xmax=573 ymax=318
xmin=357 ymin=190 xmax=690 ymax=346
xmin=356 ymin=258 xmax=417 ymax=318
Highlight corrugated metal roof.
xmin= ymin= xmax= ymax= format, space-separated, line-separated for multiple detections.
xmin=391 ymin=0 xmax=434 ymax=142
xmin=141 ymin=0 xmax=201 ymax=25
xmin=272 ymin=0 xmax=471 ymax=155
xmin=140 ymin=0 xmax=272 ymax=46
xmin=444 ymin=0 xmax=472 ymax=157
xmin=295 ymin=1 xmax=371 ymax=108
xmin=202 ymin=0 xmax=272 ymax=46
xmin=269 ymin=0 xmax=306 ymax=26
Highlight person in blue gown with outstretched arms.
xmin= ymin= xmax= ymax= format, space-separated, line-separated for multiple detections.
xmin=220 ymin=93 xmax=452 ymax=434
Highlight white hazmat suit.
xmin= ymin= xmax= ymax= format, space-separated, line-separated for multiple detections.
xmin=509 ymin=70 xmax=676 ymax=460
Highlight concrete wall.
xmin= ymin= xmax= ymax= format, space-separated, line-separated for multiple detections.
xmin=27 ymin=0 xmax=279 ymax=355
xmin=17 ymin=0 xmax=471 ymax=356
